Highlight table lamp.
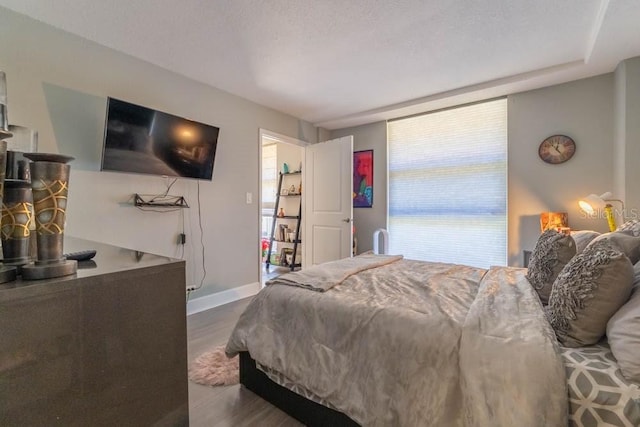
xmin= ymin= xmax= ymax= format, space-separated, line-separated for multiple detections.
xmin=578 ymin=192 xmax=623 ymax=231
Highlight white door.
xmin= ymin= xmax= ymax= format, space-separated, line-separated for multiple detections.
xmin=303 ymin=136 xmax=353 ymax=267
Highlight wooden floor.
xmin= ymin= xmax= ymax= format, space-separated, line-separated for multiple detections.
xmin=187 ymin=297 xmax=303 ymax=427
xmin=263 ymin=263 xmax=291 ymax=281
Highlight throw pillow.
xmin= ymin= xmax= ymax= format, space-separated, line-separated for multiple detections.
xmin=547 ymin=239 xmax=634 ymax=348
xmin=526 ymin=229 xmax=577 ymax=304
xmin=617 ymin=219 xmax=640 ymax=236
xmin=570 ymin=230 xmax=600 ymax=254
xmin=606 ymin=262 xmax=640 ymax=383
xmin=586 ymin=230 xmax=640 ymax=264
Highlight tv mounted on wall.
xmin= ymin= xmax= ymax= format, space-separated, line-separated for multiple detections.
xmin=101 ymin=97 xmax=219 ymax=180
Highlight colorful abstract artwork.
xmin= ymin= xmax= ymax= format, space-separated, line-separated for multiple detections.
xmin=353 ymin=150 xmax=373 ymax=208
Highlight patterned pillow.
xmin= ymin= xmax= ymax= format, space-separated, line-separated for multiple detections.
xmin=617 ymin=219 xmax=640 ymax=236
xmin=606 ymin=263 xmax=640 ymax=384
xmin=547 ymin=239 xmax=634 ymax=347
xmin=526 ymin=229 xmax=577 ymax=304
xmin=586 ymin=230 xmax=640 ymax=264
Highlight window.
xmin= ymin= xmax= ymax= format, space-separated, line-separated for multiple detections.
xmin=262 ymin=143 xmax=278 ymax=209
xmin=261 ymin=143 xmax=278 ymax=238
xmin=387 ymin=98 xmax=507 ymax=268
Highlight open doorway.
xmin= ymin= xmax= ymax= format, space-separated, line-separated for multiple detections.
xmin=259 ymin=130 xmax=305 ymax=285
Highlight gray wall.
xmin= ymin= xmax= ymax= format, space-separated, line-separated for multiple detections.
xmin=508 ymin=74 xmax=615 ymax=265
xmin=616 ymin=57 xmax=640 ymax=214
xmin=0 ymin=7 xmax=319 ymax=297
xmin=332 ymin=121 xmax=387 ymax=254
xmin=332 ymin=73 xmax=626 ymax=266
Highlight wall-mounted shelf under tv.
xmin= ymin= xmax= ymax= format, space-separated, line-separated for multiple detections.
xmin=134 ymin=194 xmax=189 ymax=208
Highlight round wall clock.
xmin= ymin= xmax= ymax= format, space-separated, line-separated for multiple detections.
xmin=538 ymin=135 xmax=576 ymax=164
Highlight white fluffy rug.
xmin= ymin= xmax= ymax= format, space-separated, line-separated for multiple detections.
xmin=188 ymin=346 xmax=239 ymax=386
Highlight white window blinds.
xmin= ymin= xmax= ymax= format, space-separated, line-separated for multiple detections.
xmin=262 ymin=143 xmax=278 ymax=209
xmin=387 ymin=98 xmax=507 ymax=268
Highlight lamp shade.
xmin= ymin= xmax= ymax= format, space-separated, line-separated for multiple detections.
xmin=578 ymin=192 xmax=613 ymax=214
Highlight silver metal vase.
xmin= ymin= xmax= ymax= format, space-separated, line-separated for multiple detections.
xmin=20 ymin=153 xmax=77 ymax=280
xmin=1 ymin=178 xmax=34 ymax=269
xmin=0 ymin=137 xmax=18 ymax=282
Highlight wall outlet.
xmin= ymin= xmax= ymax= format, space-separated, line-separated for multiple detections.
xmin=186 ymin=286 xmax=196 ymax=292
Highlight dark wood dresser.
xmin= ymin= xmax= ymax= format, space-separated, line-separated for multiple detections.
xmin=0 ymin=237 xmax=188 ymax=426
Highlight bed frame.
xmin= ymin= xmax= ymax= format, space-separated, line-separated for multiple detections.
xmin=239 ymin=352 xmax=359 ymax=426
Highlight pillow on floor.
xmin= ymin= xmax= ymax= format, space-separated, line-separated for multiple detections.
xmin=586 ymin=230 xmax=640 ymax=264
xmin=606 ymin=263 xmax=640 ymax=383
xmin=526 ymin=229 xmax=576 ymax=304
xmin=547 ymin=239 xmax=633 ymax=348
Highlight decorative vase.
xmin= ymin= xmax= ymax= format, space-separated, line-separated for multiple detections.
xmin=0 ymin=137 xmax=18 ymax=282
xmin=6 ymin=125 xmax=38 ymax=183
xmin=1 ymin=179 xmax=34 ymax=269
xmin=6 ymin=125 xmax=38 ymax=153
xmin=20 ymin=153 xmax=77 ymax=280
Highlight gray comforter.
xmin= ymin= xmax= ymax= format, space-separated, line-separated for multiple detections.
xmin=226 ymin=258 xmax=567 ymax=426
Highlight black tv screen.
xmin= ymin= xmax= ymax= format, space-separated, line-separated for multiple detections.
xmin=101 ymin=97 xmax=219 ymax=180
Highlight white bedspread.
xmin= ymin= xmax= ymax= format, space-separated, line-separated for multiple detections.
xmin=226 ymin=257 xmax=567 ymax=427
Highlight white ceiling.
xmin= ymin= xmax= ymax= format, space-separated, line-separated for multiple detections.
xmin=1 ymin=0 xmax=640 ymax=130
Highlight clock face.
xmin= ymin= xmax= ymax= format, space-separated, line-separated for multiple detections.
xmin=538 ymin=135 xmax=576 ymax=164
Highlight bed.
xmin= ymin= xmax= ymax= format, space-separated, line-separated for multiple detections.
xmin=226 ymin=229 xmax=640 ymax=427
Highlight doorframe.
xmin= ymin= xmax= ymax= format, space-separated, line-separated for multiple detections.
xmin=258 ymin=129 xmax=307 ymax=286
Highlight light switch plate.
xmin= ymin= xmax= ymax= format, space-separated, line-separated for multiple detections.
xmin=246 ymin=192 xmax=252 ymax=204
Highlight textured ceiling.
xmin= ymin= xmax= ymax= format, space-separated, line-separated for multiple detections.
xmin=1 ymin=0 xmax=639 ymax=129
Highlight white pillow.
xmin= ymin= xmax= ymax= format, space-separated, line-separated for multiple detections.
xmin=606 ymin=263 xmax=640 ymax=384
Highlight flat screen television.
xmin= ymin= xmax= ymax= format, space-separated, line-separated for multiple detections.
xmin=101 ymin=97 xmax=220 ymax=180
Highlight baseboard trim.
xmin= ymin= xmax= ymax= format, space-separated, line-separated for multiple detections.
xmin=187 ymin=282 xmax=261 ymax=316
